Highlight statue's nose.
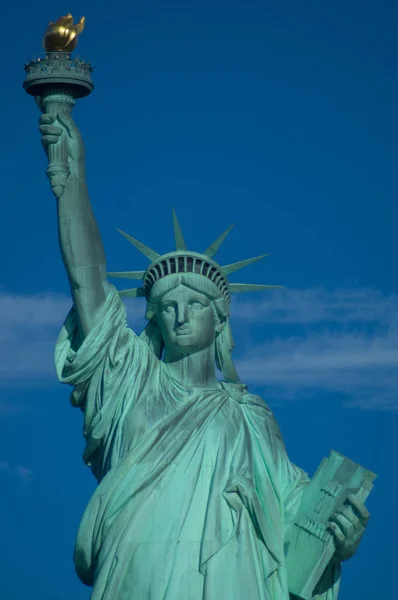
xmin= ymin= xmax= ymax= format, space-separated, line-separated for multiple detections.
xmin=176 ymin=303 xmax=189 ymax=324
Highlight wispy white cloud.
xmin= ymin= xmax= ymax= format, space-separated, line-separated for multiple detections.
xmin=231 ymin=287 xmax=398 ymax=326
xmin=0 ymin=291 xmax=145 ymax=387
xmin=0 ymin=291 xmax=146 ymax=419
xmin=0 ymin=292 xmax=71 ymax=327
xmin=235 ymin=330 xmax=398 ymax=410
xmin=0 ymin=286 xmax=396 ymax=411
xmin=231 ymin=288 xmax=398 ymax=410
xmin=0 ymin=461 xmax=33 ymax=485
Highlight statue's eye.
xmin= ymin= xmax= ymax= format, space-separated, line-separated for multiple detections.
xmin=161 ymin=304 xmax=174 ymax=313
xmin=189 ymin=301 xmax=204 ymax=309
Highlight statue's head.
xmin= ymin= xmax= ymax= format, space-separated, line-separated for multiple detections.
xmin=146 ymin=273 xmax=228 ymax=357
xmin=140 ymin=271 xmax=240 ymax=381
xmin=108 ymin=209 xmax=280 ymax=383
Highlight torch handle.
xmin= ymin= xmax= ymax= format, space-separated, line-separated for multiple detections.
xmin=41 ymin=93 xmax=76 ymax=199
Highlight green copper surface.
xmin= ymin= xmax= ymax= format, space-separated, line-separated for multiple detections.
xmin=110 ymin=218 xmax=278 ymax=302
xmin=203 ymin=224 xmax=234 ymax=257
xmin=26 ymin=26 xmax=374 ymax=599
xmin=172 ymin=206 xmax=188 ymax=250
xmin=116 ymin=228 xmax=161 ymax=261
xmin=222 ymin=254 xmax=270 ymax=275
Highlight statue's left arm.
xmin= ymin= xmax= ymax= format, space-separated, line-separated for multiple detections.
xmin=273 ymin=438 xmax=342 ymax=599
xmin=275 ymin=429 xmax=370 ymax=599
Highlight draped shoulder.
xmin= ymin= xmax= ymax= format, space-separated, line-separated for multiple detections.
xmin=55 ymin=285 xmax=160 ymax=479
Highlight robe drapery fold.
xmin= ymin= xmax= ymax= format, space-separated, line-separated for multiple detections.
xmin=55 ymin=285 xmax=341 ymax=599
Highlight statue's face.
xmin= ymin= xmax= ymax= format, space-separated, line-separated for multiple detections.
xmin=156 ymin=284 xmax=218 ymax=356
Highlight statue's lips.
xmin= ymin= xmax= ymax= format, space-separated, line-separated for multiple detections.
xmin=176 ymin=329 xmax=192 ymax=336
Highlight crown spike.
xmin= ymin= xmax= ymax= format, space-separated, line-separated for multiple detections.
xmin=222 ymin=254 xmax=270 ymax=276
xmin=229 ymin=284 xmax=282 ymax=293
xmin=107 ymin=271 xmax=145 ymax=280
xmin=118 ymin=287 xmax=146 ymax=298
xmin=172 ymin=207 xmax=187 ymax=251
xmin=116 ymin=229 xmax=160 ymax=262
xmin=203 ymin=224 xmax=234 ymax=258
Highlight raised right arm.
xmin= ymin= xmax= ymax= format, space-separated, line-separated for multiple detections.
xmin=39 ymin=111 xmax=110 ymax=338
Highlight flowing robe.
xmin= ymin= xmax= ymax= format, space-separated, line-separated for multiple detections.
xmin=55 ymin=286 xmax=341 ymax=599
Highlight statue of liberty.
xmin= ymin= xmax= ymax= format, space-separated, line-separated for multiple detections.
xmin=36 ymin=56 xmax=371 ymax=600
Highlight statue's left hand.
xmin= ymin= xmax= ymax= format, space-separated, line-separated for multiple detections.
xmin=328 ymin=494 xmax=370 ymax=562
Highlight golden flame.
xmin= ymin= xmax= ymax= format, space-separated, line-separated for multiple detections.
xmin=42 ymin=14 xmax=85 ymax=52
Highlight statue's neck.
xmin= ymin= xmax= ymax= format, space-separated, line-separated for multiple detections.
xmin=163 ymin=343 xmax=220 ymax=389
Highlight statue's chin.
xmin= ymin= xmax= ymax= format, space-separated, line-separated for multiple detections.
xmin=173 ymin=337 xmax=198 ymax=353
xmin=164 ymin=336 xmax=213 ymax=357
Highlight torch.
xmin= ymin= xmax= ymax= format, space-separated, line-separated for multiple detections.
xmin=23 ymin=14 xmax=94 ymax=198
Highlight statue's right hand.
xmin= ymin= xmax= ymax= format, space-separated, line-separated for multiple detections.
xmin=39 ymin=112 xmax=86 ymax=181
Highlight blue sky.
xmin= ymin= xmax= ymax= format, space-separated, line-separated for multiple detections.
xmin=1 ymin=0 xmax=397 ymax=597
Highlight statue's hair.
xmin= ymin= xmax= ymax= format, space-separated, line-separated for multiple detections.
xmin=145 ymin=273 xmax=228 ymax=320
xmin=138 ymin=273 xmax=241 ymax=383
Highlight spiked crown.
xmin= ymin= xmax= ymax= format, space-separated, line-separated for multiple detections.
xmin=107 ymin=209 xmax=280 ymax=301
